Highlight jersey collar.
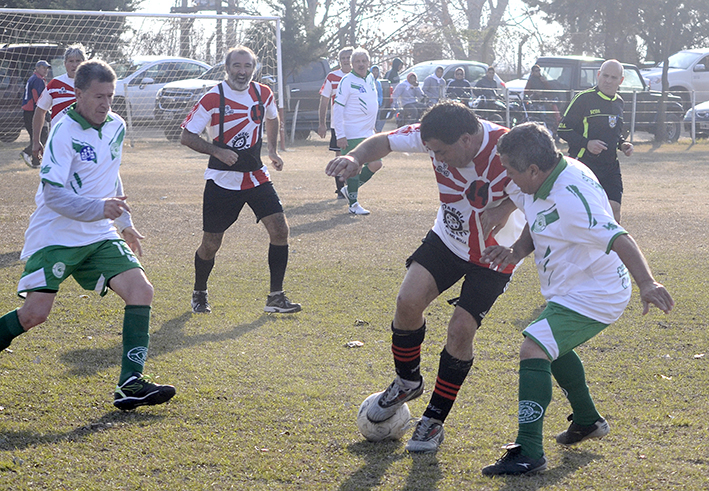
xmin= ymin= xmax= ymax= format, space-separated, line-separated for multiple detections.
xmin=534 ymin=156 xmax=568 ymax=201
xmin=67 ymin=103 xmax=114 ymax=135
xmin=594 ymin=85 xmax=618 ymax=101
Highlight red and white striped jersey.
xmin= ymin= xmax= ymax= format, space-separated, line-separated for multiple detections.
xmin=319 ymin=69 xmax=346 ymax=104
xmin=387 ymin=121 xmax=524 ymax=274
xmin=36 ymin=74 xmax=76 ymax=122
xmin=182 ymin=81 xmax=278 ymax=190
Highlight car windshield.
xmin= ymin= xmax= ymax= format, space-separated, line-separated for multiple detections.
xmin=658 ymin=51 xmax=703 ymax=69
xmin=200 ymin=63 xmax=224 ymax=80
xmin=110 ymin=60 xmax=151 ymax=79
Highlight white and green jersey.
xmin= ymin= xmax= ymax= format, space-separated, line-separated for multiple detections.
xmin=332 ymin=70 xmax=378 ymax=140
xmin=21 ymin=108 xmax=126 ymax=260
xmin=507 ymin=157 xmax=632 ymax=324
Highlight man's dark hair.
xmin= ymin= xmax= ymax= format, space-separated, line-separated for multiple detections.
xmin=497 ymin=122 xmax=561 ymax=172
xmin=74 ymin=60 xmax=116 ymax=90
xmin=420 ymin=100 xmax=480 ymax=145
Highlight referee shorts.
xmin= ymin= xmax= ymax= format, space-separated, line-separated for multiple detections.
xmin=202 ymin=180 xmax=283 ymax=234
xmin=585 ymin=160 xmax=623 ymax=204
xmin=406 ymin=230 xmax=511 ymax=326
xmin=329 ymin=128 xmax=340 ymax=152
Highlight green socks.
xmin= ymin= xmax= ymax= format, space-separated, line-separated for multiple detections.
xmin=120 ymin=305 xmax=151 ymax=384
xmin=346 ymin=163 xmax=376 ymax=205
xmin=515 ymin=357 xmax=552 ymax=459
xmin=0 ymin=310 xmax=25 ymax=351
xmin=551 ymin=350 xmax=601 ymax=425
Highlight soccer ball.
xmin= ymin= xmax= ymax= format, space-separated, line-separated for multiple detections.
xmin=356 ymin=392 xmax=412 ymax=442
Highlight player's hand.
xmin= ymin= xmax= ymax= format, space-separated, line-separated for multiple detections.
xmin=337 ymin=137 xmax=348 ymax=151
xmin=638 ymin=280 xmax=674 ymax=315
xmin=317 ymin=124 xmax=327 ymax=139
xmin=621 ymin=142 xmax=634 ymax=157
xmin=215 ymin=147 xmax=239 ymax=166
xmin=586 ymin=139 xmax=608 ymax=155
xmin=326 ymin=155 xmax=361 ymax=181
xmin=104 ymin=196 xmax=130 ymax=220
xmin=481 ymin=245 xmax=522 ymax=270
xmin=480 ymin=202 xmax=513 ymax=239
xmin=269 ymin=152 xmax=284 ymax=171
xmin=121 ymin=226 xmax=145 ymax=257
xmin=32 ymin=141 xmax=44 ymax=160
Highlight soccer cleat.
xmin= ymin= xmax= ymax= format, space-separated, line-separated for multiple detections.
xmin=113 ymin=372 xmax=176 ymax=411
xmin=366 ymin=376 xmax=424 ymax=423
xmin=482 ymin=443 xmax=548 ymax=476
xmin=191 ymin=290 xmax=211 ymax=313
xmin=20 ymin=151 xmax=35 ymax=168
xmin=339 ymin=185 xmax=349 ymax=200
xmin=349 ymin=202 xmax=370 ymax=215
xmin=264 ymin=291 xmax=302 ymax=313
xmin=405 ymin=417 xmax=444 ymax=453
xmin=556 ymin=414 xmax=610 ymax=445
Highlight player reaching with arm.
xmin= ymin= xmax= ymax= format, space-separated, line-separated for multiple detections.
xmin=479 ymin=122 xmax=672 ymax=476
xmin=0 ymin=59 xmax=176 ymax=411
xmin=326 ymin=101 xmax=524 ymax=452
xmin=181 ymin=45 xmax=300 ymax=315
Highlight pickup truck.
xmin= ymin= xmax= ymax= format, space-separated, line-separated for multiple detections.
xmin=641 ymin=48 xmax=709 ymax=109
xmin=529 ymin=56 xmax=685 ymax=142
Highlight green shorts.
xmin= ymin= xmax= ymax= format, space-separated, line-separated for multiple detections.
xmin=17 ymin=240 xmax=143 ymax=297
xmin=343 ymin=138 xmax=366 ymax=155
xmin=523 ymin=302 xmax=609 ymax=360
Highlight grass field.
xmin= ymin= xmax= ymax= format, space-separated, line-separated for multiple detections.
xmin=0 ymin=131 xmax=708 ymax=490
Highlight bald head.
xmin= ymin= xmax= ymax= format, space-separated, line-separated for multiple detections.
xmin=597 ymin=59 xmax=624 ymax=97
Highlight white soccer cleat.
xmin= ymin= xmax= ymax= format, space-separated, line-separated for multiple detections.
xmin=349 ymin=202 xmax=370 ymax=215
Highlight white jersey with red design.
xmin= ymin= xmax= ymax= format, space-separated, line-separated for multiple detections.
xmin=319 ymin=69 xmax=346 ymax=105
xmin=387 ymin=121 xmax=525 ymax=274
xmin=36 ymin=74 xmax=76 ymax=122
xmin=182 ymin=81 xmax=278 ymax=191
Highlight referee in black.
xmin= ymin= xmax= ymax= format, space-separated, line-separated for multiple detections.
xmin=557 ymin=59 xmax=633 ymax=222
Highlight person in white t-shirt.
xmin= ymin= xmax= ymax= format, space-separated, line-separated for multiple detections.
xmin=181 ymin=45 xmax=300 ymax=315
xmin=480 ymin=122 xmax=674 ymax=476
xmin=331 ymin=48 xmax=382 ymax=215
xmin=325 ymin=101 xmax=524 ymax=453
xmin=0 ymin=59 xmax=176 ymax=411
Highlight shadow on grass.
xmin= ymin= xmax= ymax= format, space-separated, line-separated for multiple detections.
xmin=0 ymin=410 xmax=164 ymax=452
xmin=60 ymin=311 xmax=275 ymax=377
xmin=490 ymin=449 xmax=602 ymax=490
xmin=0 ymin=251 xmax=21 ymax=269
xmin=286 ymin=201 xmax=362 ymax=238
xmin=339 ymin=441 xmax=443 ymax=490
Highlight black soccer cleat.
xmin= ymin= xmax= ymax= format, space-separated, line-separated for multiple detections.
xmin=114 ymin=372 xmax=176 ymax=411
xmin=556 ymin=413 xmax=610 ymax=445
xmin=482 ymin=443 xmax=547 ymax=476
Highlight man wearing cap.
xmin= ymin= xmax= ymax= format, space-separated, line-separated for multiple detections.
xmin=20 ymin=60 xmax=50 ymax=168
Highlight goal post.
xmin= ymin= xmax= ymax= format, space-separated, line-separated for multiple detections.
xmin=0 ymin=8 xmax=282 ymax=144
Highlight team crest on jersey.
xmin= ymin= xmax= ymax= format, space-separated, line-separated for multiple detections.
xmin=223 ymin=104 xmax=237 ymax=116
xmin=72 ymin=139 xmax=97 ymax=163
xmin=230 ymin=132 xmax=249 ymax=150
xmin=608 ymin=115 xmax=618 ymax=128
xmin=250 ymin=103 xmax=264 ymax=124
xmin=531 ymin=207 xmax=559 ymax=232
xmin=441 ymin=204 xmax=468 ymax=243
xmin=434 ymin=161 xmax=451 ymax=178
xmin=466 ymin=180 xmax=491 ymax=211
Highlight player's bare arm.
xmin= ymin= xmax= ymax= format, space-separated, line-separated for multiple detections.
xmin=480 ymin=197 xmax=517 ymax=239
xmin=317 ymin=95 xmax=329 ymax=138
xmin=31 ymin=107 xmax=48 ymax=157
xmin=265 ymin=117 xmax=284 ymax=171
xmin=180 ymin=128 xmax=238 ymax=166
xmin=481 ymin=223 xmax=534 ymax=269
xmin=326 ymin=133 xmax=392 ymax=180
xmin=611 ymin=234 xmax=674 ymax=314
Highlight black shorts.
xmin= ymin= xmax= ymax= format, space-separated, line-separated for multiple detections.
xmin=329 ymin=128 xmax=340 ymax=152
xmin=406 ymin=230 xmax=511 ymax=326
xmin=584 ymin=160 xmax=623 ymax=204
xmin=202 ymin=180 xmax=283 ymax=234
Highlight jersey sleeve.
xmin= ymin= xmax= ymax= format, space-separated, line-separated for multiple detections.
xmin=557 ymin=93 xmax=589 ymax=149
xmin=41 ymin=120 xmax=76 ymax=188
xmin=262 ymin=85 xmax=278 ymax=120
xmin=319 ymin=76 xmax=334 ymax=98
xmin=182 ymin=90 xmax=217 ymax=135
xmin=36 ymin=86 xmax=52 ymax=111
xmin=388 ymin=124 xmax=427 ymax=153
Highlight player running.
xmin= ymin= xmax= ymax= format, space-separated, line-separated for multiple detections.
xmin=0 ymin=59 xmax=176 ymax=411
xmin=326 ymin=101 xmax=525 ymax=452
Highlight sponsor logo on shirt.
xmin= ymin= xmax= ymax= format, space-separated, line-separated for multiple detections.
xmin=72 ymin=139 xmax=97 ymax=164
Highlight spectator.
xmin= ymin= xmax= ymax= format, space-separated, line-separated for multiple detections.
xmin=385 ymin=57 xmax=404 ymax=86
xmin=391 ymin=72 xmax=425 ymax=125
xmin=474 ymin=66 xmax=500 ymax=99
xmin=422 ymin=66 xmax=446 ymax=105
xmin=446 ymin=67 xmax=473 ymax=103
xmin=371 ymin=65 xmax=386 ymax=132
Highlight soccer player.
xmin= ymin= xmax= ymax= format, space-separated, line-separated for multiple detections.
xmin=20 ymin=60 xmax=50 ymax=168
xmin=317 ymin=47 xmax=354 ymax=198
xmin=0 ymin=59 xmax=176 ymax=411
xmin=331 ymin=48 xmax=382 ymax=215
xmin=31 ymin=44 xmax=86 ymax=166
xmin=181 ymin=45 xmax=301 ymax=315
xmin=480 ymin=122 xmax=673 ymax=476
xmin=557 ymin=59 xmax=633 ymax=222
xmin=325 ymin=101 xmax=524 ymax=452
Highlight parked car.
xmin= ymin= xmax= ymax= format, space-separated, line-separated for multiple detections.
xmin=155 ymin=62 xmax=225 ymax=141
xmin=281 ymin=58 xmax=331 ymax=139
xmin=504 ymin=73 xmax=529 ymax=99
xmin=531 ymin=56 xmax=685 ymax=142
xmin=641 ymin=48 xmax=709 ymax=109
xmin=111 ymin=56 xmax=210 ymax=121
xmin=683 ymin=99 xmax=709 ymax=137
xmin=0 ymin=44 xmax=66 ymax=142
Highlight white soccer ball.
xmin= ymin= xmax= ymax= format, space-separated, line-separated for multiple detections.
xmin=356 ymin=391 xmax=412 ymax=442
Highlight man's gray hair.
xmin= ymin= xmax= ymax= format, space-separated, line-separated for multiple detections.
xmin=64 ymin=43 xmax=87 ymax=62
xmin=497 ymin=122 xmax=561 ymax=172
xmin=338 ymin=46 xmax=354 ymax=59
xmin=225 ymin=45 xmax=258 ymax=67
xmin=74 ymin=59 xmax=116 ymax=91
xmin=350 ymin=47 xmax=370 ymax=63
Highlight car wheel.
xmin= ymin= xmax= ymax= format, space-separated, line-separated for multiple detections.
xmin=655 ymin=112 xmax=681 ymax=143
xmin=0 ymin=129 xmax=21 ymax=143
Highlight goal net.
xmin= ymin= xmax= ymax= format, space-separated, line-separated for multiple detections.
xmin=0 ymin=8 xmax=281 ymax=144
